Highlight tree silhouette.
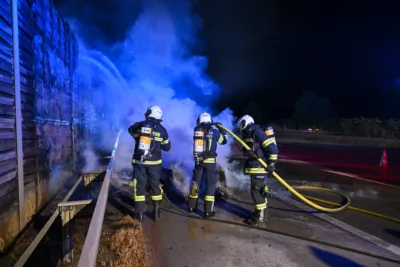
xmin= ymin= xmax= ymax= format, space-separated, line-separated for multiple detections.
xmin=292 ymin=91 xmax=337 ymax=129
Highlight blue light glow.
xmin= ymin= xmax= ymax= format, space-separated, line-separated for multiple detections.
xmin=69 ymin=0 xmax=236 ymax=188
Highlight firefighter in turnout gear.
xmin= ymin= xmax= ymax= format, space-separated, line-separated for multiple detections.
xmin=236 ymin=115 xmax=278 ymax=226
xmin=188 ymin=112 xmax=228 ymax=218
xmin=128 ymin=105 xmax=171 ymax=223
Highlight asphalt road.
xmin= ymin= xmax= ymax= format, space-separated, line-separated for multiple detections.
xmin=273 ymin=160 xmax=400 ymax=248
xmin=278 ymin=143 xmax=400 ymax=168
xmin=278 ymin=144 xmax=400 ymax=184
xmin=108 ymin=142 xmax=400 ymax=267
xmin=139 ymin=153 xmax=400 ymax=267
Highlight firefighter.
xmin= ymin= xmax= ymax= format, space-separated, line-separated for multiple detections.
xmin=188 ymin=112 xmax=228 ymax=218
xmin=236 ymin=114 xmax=278 ymax=226
xmin=128 ymin=105 xmax=171 ymax=223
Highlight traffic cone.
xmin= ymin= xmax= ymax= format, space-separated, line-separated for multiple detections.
xmin=380 ymin=149 xmax=388 ymax=179
xmin=380 ymin=149 xmax=388 ymax=168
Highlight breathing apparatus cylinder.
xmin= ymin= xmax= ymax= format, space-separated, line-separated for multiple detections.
xmin=193 ymin=125 xmax=206 ymax=165
xmin=138 ymin=122 xmax=154 ymax=163
xmin=264 ymin=126 xmax=277 ymax=145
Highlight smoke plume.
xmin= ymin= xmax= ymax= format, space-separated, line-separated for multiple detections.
xmin=64 ymin=0 xmax=251 ymax=191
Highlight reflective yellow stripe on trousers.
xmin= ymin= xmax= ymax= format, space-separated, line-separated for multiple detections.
xmin=205 ymin=195 xmax=215 ymax=202
xmin=203 ymin=158 xmax=216 ymax=164
xmin=244 ymin=168 xmax=267 ymax=174
xmin=133 ymin=179 xmax=145 ymax=202
xmin=151 ymin=195 xmax=162 ymax=200
xmin=256 ymin=202 xmax=267 ymax=210
xmin=132 ymin=159 xmax=162 ymax=165
xmin=151 ymin=185 xmax=163 ymax=201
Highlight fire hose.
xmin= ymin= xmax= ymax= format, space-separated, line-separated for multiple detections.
xmin=214 ymin=123 xmax=351 ymax=213
xmin=148 ymin=122 xmax=400 ymax=264
xmin=110 ymin=186 xmax=400 ymax=264
xmin=213 ymin=123 xmax=400 ymax=223
xmin=115 ymin=121 xmax=400 ymax=263
xmin=159 ymin=192 xmax=400 ymax=265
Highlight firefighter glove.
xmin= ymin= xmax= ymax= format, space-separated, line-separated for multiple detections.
xmin=266 ymin=162 xmax=276 ymax=174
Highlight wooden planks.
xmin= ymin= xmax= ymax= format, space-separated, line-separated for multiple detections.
xmin=0 ymin=0 xmax=79 ymax=227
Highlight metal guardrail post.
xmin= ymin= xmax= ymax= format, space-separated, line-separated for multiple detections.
xmin=14 ymin=176 xmax=84 ymax=267
xmin=58 ymin=199 xmax=92 ymax=263
xmin=77 ymin=131 xmax=122 ymax=267
xmin=83 ymin=173 xmax=98 ymax=199
xmin=11 ymin=0 xmax=25 ymax=231
xmin=14 ymin=132 xmax=121 ymax=266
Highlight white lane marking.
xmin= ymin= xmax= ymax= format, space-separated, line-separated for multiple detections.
xmin=274 ymin=193 xmax=400 ymax=258
xmin=234 ymin=155 xmax=399 ymax=189
xmin=279 ymin=158 xmax=311 ymax=165
xmin=279 ymin=156 xmax=400 ymax=189
xmin=322 ymin=169 xmax=400 ymax=190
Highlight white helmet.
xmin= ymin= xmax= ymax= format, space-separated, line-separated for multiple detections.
xmin=237 ymin=115 xmax=254 ymax=131
xmin=197 ymin=112 xmax=212 ymax=125
xmin=145 ymin=105 xmax=163 ymax=120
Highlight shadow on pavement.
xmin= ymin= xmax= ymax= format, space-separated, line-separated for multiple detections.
xmin=214 ymin=198 xmax=252 ymax=220
xmin=309 ymin=246 xmax=364 ymax=267
xmin=229 ymin=198 xmax=321 ymax=214
xmin=385 ymin=228 xmax=400 ymax=239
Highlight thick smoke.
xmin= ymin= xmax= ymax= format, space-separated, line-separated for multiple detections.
xmin=69 ymin=0 xmax=248 ymax=192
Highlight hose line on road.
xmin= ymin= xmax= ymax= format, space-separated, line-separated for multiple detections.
xmin=113 ymin=186 xmax=400 ymax=263
xmin=214 ymin=123 xmax=351 ymax=213
xmin=214 ymin=123 xmax=400 ymax=224
xmin=294 ymin=188 xmax=400 ymax=224
xmin=160 ymin=192 xmax=400 ymax=265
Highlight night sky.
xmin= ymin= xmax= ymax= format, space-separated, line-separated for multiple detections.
xmin=57 ymin=0 xmax=400 ymax=121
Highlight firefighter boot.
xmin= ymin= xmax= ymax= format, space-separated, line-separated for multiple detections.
xmin=249 ymin=208 xmax=268 ymax=226
xmin=153 ymin=200 xmax=161 ymax=221
xmin=188 ymin=184 xmax=199 ymax=212
xmin=203 ymin=201 xmax=216 ymax=218
xmin=188 ymin=197 xmax=198 ymax=213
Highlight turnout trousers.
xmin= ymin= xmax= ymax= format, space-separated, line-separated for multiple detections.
xmin=248 ymin=174 xmax=270 ymax=224
xmin=188 ymin=162 xmax=219 ymax=213
xmin=244 ymin=159 xmax=270 ymax=224
xmin=244 ymin=159 xmax=270 ymax=210
xmin=133 ymin=163 xmax=163 ymax=213
xmin=250 ymin=175 xmax=269 ymax=210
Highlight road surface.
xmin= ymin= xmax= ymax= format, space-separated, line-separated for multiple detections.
xmin=279 ymin=143 xmax=400 ymax=184
xmin=134 ymin=143 xmax=400 ymax=267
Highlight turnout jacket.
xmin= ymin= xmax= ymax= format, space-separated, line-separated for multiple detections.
xmin=195 ymin=125 xmax=228 ymax=164
xmin=128 ymin=118 xmax=171 ymax=165
xmin=241 ymin=124 xmax=278 ymax=174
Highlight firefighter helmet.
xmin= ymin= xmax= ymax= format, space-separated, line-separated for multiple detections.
xmin=197 ymin=112 xmax=212 ymax=125
xmin=237 ymin=115 xmax=254 ymax=131
xmin=145 ymin=105 xmax=163 ymax=120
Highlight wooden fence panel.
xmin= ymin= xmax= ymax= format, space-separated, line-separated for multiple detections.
xmin=0 ymin=0 xmax=79 ymax=252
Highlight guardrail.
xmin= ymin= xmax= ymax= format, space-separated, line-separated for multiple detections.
xmin=14 ymin=131 xmax=122 ymax=266
xmin=77 ymin=131 xmax=121 ymax=267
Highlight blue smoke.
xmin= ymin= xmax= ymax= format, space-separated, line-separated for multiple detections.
xmin=68 ymin=0 xmax=239 ymax=190
xmin=113 ymin=0 xmax=219 ymax=101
